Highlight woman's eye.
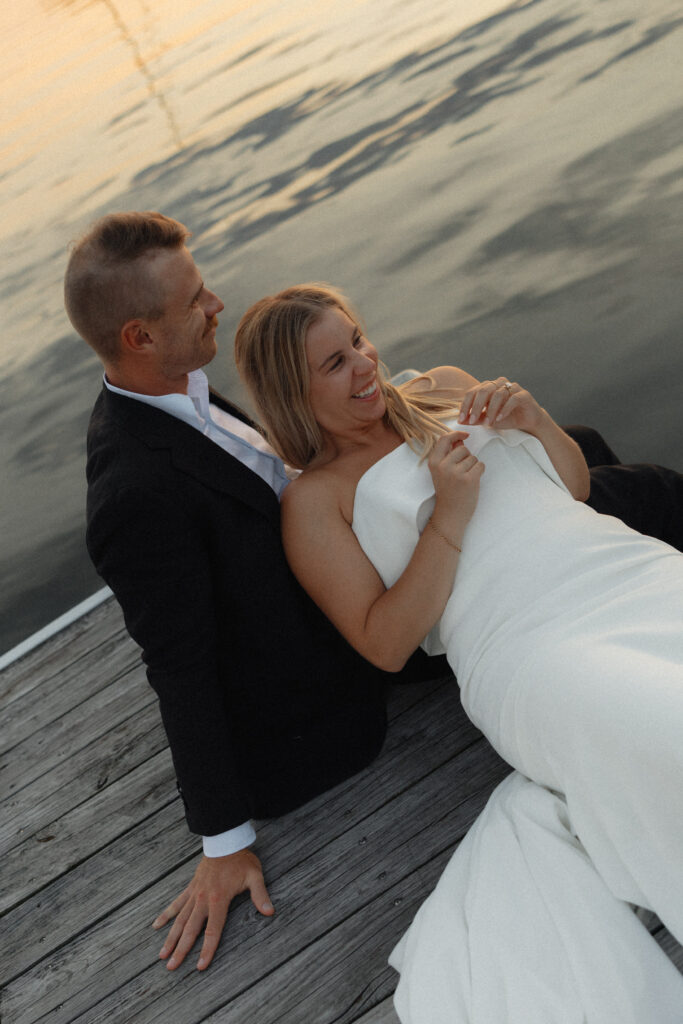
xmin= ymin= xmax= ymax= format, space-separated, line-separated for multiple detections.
xmin=329 ymin=357 xmax=343 ymax=371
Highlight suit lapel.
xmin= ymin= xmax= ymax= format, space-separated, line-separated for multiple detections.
xmin=104 ymin=386 xmax=281 ymax=528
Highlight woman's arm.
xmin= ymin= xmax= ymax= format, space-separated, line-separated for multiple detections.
xmin=457 ymin=377 xmax=591 ymax=500
xmin=280 ymin=432 xmax=484 ymax=672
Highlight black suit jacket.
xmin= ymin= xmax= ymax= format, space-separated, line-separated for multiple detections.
xmin=86 ymin=385 xmax=391 ymax=835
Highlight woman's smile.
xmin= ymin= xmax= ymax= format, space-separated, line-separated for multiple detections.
xmin=352 ymin=378 xmax=380 ymax=401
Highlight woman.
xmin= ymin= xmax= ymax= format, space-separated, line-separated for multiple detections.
xmin=235 ymin=285 xmax=683 ymax=1022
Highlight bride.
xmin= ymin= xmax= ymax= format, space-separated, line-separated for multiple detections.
xmin=234 ymin=284 xmax=683 ymax=1022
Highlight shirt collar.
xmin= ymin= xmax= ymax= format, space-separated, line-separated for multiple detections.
xmin=104 ymin=370 xmax=209 ymax=431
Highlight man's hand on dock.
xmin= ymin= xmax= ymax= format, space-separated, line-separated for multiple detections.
xmin=152 ymin=850 xmax=275 ymax=971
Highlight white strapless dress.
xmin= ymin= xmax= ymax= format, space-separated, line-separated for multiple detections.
xmin=351 ymin=423 xmax=683 ymax=1023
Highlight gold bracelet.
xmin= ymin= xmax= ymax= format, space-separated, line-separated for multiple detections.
xmin=427 ymin=518 xmax=462 ymax=554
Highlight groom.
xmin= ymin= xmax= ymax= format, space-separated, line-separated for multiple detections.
xmin=66 ymin=211 xmax=683 ymax=974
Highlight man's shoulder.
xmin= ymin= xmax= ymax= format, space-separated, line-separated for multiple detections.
xmin=87 ymin=385 xmax=193 ymax=466
xmin=88 ymin=385 xmax=162 ymax=441
xmin=86 ymin=387 xmax=176 ymax=497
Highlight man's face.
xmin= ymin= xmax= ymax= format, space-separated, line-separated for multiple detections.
xmin=145 ymin=246 xmax=224 ymax=378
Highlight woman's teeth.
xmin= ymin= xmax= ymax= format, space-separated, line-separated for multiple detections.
xmin=352 ymin=382 xmax=377 ymax=399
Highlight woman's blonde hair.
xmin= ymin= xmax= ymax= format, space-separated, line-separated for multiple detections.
xmin=234 ymin=284 xmax=462 ymax=468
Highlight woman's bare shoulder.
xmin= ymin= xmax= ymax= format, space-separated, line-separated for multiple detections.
xmin=428 ymin=365 xmax=480 ymax=389
xmin=281 ymin=465 xmax=340 ymax=520
xmin=401 ymin=365 xmax=480 ymax=393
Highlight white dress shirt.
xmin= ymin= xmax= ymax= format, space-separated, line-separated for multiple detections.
xmin=105 ymin=369 xmax=296 ymax=857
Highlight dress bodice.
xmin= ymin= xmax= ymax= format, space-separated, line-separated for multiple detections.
xmin=351 ymin=422 xmax=676 ymax=693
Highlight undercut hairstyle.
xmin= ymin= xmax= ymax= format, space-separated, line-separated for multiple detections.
xmin=234 ymin=284 xmax=463 ymax=469
xmin=64 ymin=211 xmax=190 ymax=363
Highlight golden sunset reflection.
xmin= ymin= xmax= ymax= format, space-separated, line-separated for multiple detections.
xmin=1 ymin=0 xmax=508 ymax=242
xmin=2 ymin=0 xmax=682 ymax=653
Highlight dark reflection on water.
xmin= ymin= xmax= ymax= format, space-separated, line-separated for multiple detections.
xmin=472 ymin=108 xmax=683 ymax=266
xmin=579 ymin=15 xmax=683 ymax=81
xmin=124 ymin=8 xmax=655 ymax=261
xmin=2 ymin=0 xmax=682 ymax=653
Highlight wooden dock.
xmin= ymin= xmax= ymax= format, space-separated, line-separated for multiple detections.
xmin=1 ymin=596 xmax=681 ymax=1023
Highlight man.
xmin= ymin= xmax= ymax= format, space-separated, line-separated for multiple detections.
xmin=65 ymin=211 xmax=682 ymax=973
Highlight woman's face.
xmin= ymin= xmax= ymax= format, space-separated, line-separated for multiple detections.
xmin=305 ymin=306 xmax=385 ymax=436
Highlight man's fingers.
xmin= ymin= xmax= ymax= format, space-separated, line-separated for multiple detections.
xmin=166 ymin=907 xmax=208 ymax=970
xmin=197 ymin=898 xmax=231 ymax=971
xmin=152 ymin=890 xmax=189 ymax=930
xmin=159 ymin=901 xmax=195 ymax=960
xmin=248 ymin=872 xmax=275 ymax=917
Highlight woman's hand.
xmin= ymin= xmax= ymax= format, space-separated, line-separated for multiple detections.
xmin=458 ymin=377 xmax=545 ymax=434
xmin=428 ymin=431 xmax=485 ymax=538
xmin=457 ymin=375 xmax=590 ymax=500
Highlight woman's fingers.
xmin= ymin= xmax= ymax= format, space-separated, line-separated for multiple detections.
xmin=430 ymin=434 xmax=483 ymax=481
xmin=462 ymin=378 xmax=509 ymax=421
xmin=447 ymin=447 xmax=478 ymax=469
xmin=491 ymin=391 xmax=522 ymax=424
xmin=486 ymin=386 xmax=518 ymax=424
xmin=430 ymin=430 xmax=469 ymax=464
xmin=457 ymin=378 xmax=519 ymax=425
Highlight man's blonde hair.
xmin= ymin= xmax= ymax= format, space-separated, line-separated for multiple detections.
xmin=64 ymin=211 xmax=190 ymax=362
xmin=234 ymin=284 xmax=461 ymax=469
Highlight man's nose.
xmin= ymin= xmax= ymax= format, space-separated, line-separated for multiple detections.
xmin=205 ymin=291 xmax=224 ymax=317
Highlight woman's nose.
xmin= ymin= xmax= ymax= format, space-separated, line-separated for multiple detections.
xmin=353 ymin=345 xmax=375 ymax=371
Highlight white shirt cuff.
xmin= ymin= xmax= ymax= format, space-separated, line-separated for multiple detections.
xmin=202 ymin=820 xmax=256 ymax=858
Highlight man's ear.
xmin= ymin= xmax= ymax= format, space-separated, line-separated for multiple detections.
xmin=120 ymin=320 xmax=153 ymax=354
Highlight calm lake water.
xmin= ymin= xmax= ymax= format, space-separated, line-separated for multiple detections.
xmin=1 ymin=0 xmax=682 ymax=654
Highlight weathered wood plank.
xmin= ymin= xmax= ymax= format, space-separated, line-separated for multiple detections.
xmin=1 ymin=628 xmax=139 ymax=756
xmin=69 ymin=848 xmax=459 ymax=1024
xmin=25 ymin=745 xmax=506 ymax=1024
xmin=0 ymin=746 xmax=178 ymax=914
xmin=1 ymin=663 xmax=154 ymax=797
xmin=0 ymin=710 xmax=167 ymax=856
xmin=0 ymin=598 xmax=126 ymax=707
xmin=0 ymin=688 xmax=492 ymax=1012
xmin=2 ymin=677 xmax=464 ymax=917
xmin=0 ymin=801 xmax=198 ymax=992
xmin=195 ymin=872 xmax=428 ymax=1024
xmin=0 ymin=652 xmax=451 ymax=858
xmin=6 ymin=597 xmax=678 ymax=1024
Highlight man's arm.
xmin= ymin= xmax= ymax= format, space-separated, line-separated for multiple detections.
xmin=87 ymin=481 xmax=270 ymax=968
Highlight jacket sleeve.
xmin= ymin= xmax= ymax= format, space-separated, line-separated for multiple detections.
xmin=86 ymin=481 xmax=253 ymax=835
